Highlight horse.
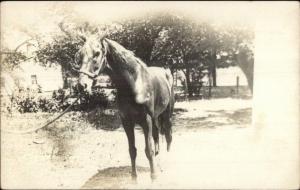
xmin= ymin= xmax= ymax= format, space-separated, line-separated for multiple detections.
xmin=73 ymin=34 xmax=175 ymax=180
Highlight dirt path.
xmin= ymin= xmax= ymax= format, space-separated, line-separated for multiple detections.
xmin=2 ymin=98 xmax=258 ymax=189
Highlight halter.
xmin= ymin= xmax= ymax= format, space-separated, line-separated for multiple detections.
xmin=76 ymin=58 xmax=107 ymax=79
xmin=72 ymin=40 xmax=108 ymax=79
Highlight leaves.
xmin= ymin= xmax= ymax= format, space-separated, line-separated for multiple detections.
xmin=1 ymin=51 xmax=28 ymax=70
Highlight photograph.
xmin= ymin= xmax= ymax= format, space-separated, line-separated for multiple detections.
xmin=1 ymin=1 xmax=299 ymax=189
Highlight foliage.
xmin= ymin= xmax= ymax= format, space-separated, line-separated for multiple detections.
xmin=9 ymin=86 xmax=113 ymax=113
xmin=34 ymin=22 xmax=100 ymax=88
xmin=4 ymin=11 xmax=254 ymax=99
xmin=12 ymin=91 xmax=60 ymax=113
xmin=72 ymin=87 xmax=111 ymax=111
xmin=1 ymin=50 xmax=29 ymax=70
xmin=109 ymin=13 xmax=254 ymax=95
xmin=108 ymin=13 xmax=166 ymax=64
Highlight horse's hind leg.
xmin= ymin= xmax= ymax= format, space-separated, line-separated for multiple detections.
xmin=152 ymin=118 xmax=160 ymax=156
xmin=122 ymin=118 xmax=137 ymax=179
xmin=139 ymin=114 xmax=156 ymax=180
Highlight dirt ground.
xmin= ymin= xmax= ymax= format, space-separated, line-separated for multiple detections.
xmin=1 ymin=98 xmax=271 ymax=189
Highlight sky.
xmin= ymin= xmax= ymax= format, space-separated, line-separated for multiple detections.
xmin=1 ymin=1 xmax=258 ymax=49
xmin=1 ymin=1 xmax=296 ymax=86
xmin=2 ymin=1 xmax=297 ymax=50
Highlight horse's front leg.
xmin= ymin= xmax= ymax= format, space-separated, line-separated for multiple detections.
xmin=122 ymin=118 xmax=137 ymax=179
xmin=140 ymin=114 xmax=156 ymax=180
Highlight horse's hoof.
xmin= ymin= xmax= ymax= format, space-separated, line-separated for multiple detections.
xmin=131 ymin=173 xmax=137 ymax=180
xmin=151 ymin=173 xmax=157 ymax=181
xmin=167 ymin=144 xmax=171 ymax=152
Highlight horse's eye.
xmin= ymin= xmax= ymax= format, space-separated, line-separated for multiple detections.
xmin=94 ymin=51 xmax=100 ymax=58
xmin=94 ymin=65 xmax=99 ymax=70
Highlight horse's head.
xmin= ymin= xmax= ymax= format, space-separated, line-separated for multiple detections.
xmin=73 ymin=35 xmax=108 ymax=93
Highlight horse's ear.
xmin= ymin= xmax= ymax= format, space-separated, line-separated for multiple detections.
xmin=76 ymin=28 xmax=87 ymax=42
xmin=78 ymin=35 xmax=86 ymax=42
xmin=97 ymin=27 xmax=109 ymax=40
xmin=102 ymin=39 xmax=109 ymax=55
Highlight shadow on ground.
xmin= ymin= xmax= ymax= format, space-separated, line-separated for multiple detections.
xmin=81 ymin=166 xmax=150 ymax=189
xmin=208 ymin=108 xmax=252 ymax=125
xmin=85 ymin=108 xmax=122 ymax=131
xmin=173 ymin=108 xmax=252 ymax=132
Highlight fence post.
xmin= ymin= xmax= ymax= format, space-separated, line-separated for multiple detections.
xmin=208 ymin=73 xmax=212 ymax=99
xmin=236 ymin=76 xmax=239 ymax=95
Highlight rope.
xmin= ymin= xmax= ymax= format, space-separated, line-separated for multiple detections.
xmin=1 ymin=97 xmax=80 ymax=134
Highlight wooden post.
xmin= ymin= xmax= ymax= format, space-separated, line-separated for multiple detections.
xmin=236 ymin=76 xmax=239 ymax=95
xmin=175 ymin=68 xmax=177 ymax=87
xmin=208 ymin=73 xmax=212 ymax=99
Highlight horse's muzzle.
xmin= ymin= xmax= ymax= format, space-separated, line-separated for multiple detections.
xmin=78 ymin=74 xmax=94 ymax=94
xmin=76 ymin=82 xmax=86 ymax=92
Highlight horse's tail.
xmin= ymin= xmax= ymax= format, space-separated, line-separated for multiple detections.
xmin=164 ymin=68 xmax=175 ymax=111
xmin=159 ymin=68 xmax=175 ymax=140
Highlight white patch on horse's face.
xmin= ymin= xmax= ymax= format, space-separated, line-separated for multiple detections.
xmin=78 ymin=38 xmax=105 ymax=72
xmin=79 ymin=74 xmax=93 ymax=94
xmin=77 ymin=37 xmax=107 ymax=94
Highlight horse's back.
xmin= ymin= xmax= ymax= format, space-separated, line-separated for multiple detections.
xmin=148 ymin=67 xmax=173 ymax=88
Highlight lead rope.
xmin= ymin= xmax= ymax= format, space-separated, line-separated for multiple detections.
xmin=1 ymin=96 xmax=80 ymax=134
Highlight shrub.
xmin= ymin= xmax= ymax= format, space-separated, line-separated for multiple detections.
xmin=71 ymin=86 xmax=111 ymax=111
xmin=11 ymin=87 xmax=114 ymax=113
xmin=12 ymin=91 xmax=61 ymax=113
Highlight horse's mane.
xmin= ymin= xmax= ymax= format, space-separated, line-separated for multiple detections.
xmin=104 ymin=38 xmax=150 ymax=104
xmin=105 ymin=39 xmax=149 ymax=73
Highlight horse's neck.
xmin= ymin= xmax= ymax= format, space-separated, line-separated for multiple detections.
xmin=105 ymin=40 xmax=138 ymax=92
xmin=104 ymin=39 xmax=150 ymax=103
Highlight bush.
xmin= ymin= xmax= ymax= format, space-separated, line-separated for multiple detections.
xmin=71 ymin=87 xmax=112 ymax=111
xmin=11 ymin=87 xmax=114 ymax=113
xmin=13 ymin=91 xmax=61 ymax=113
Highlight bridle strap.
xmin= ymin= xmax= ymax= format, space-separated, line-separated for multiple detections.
xmin=78 ymin=70 xmax=98 ymax=79
xmin=71 ymin=67 xmax=97 ymax=79
xmin=73 ymin=56 xmax=108 ymax=79
xmin=72 ymin=39 xmax=109 ymax=79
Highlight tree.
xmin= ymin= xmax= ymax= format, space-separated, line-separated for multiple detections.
xmin=34 ymin=11 xmax=254 ymax=94
xmin=235 ymin=45 xmax=254 ymax=92
xmin=150 ymin=15 xmax=212 ymax=97
xmin=1 ymin=37 xmax=39 ymax=70
xmin=35 ymin=22 xmax=88 ymax=88
xmin=109 ymin=13 xmax=169 ymax=64
xmin=213 ymin=24 xmax=254 ymax=92
xmin=1 ymin=50 xmax=28 ymax=70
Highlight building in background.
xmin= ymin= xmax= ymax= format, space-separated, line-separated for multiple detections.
xmin=1 ymin=61 xmax=63 ymax=98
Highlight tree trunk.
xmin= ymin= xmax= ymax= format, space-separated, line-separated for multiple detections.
xmin=61 ymin=67 xmax=69 ymax=89
xmin=185 ymin=68 xmax=193 ymax=97
xmin=211 ymin=49 xmax=217 ymax=87
xmin=212 ymin=63 xmax=217 ymax=87
xmin=208 ymin=71 xmax=212 ymax=98
xmin=236 ymin=50 xmax=254 ymax=93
